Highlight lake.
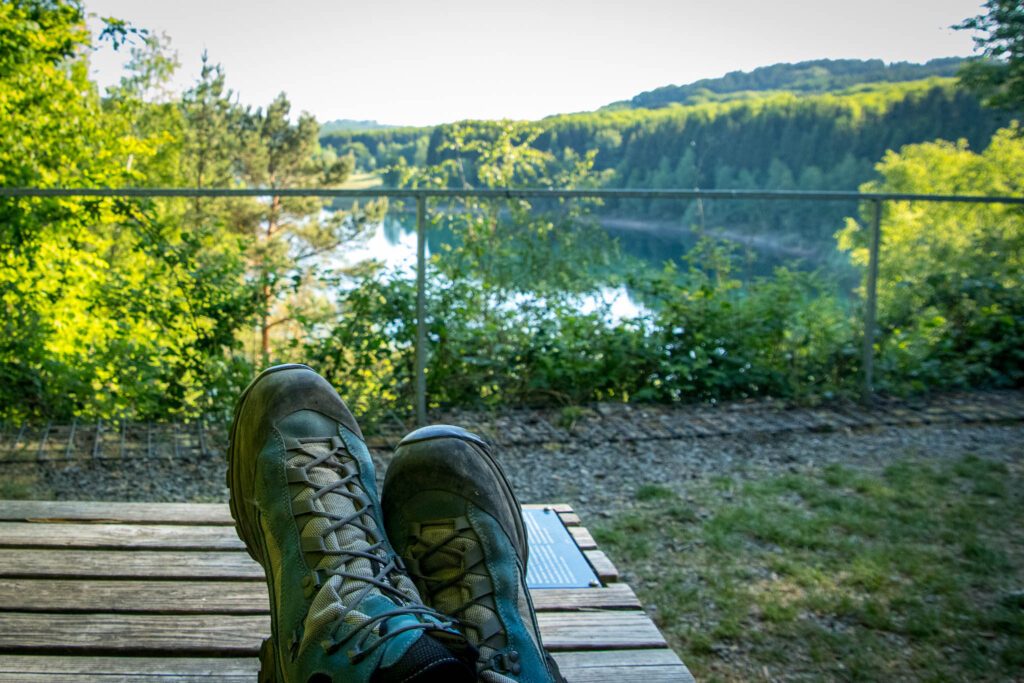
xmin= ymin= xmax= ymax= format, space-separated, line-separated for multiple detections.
xmin=327 ymin=211 xmax=854 ymax=320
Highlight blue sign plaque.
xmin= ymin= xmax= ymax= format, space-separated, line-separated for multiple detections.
xmin=523 ymin=507 xmax=600 ymax=589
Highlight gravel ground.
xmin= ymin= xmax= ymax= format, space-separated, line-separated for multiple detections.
xmin=25 ymin=422 xmax=1024 ymax=526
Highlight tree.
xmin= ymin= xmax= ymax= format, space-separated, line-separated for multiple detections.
xmin=234 ymin=94 xmax=380 ymax=366
xmin=837 ymin=126 xmax=1024 ymax=390
xmin=956 ymin=0 xmax=1024 ymax=112
xmin=1 ymin=2 xmax=257 ymax=420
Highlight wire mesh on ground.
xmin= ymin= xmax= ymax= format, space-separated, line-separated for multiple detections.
xmin=2 ymin=389 xmax=1022 ymax=466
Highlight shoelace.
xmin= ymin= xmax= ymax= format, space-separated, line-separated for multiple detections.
xmin=285 ymin=436 xmax=459 ymax=663
xmin=404 ymin=517 xmax=522 ymax=677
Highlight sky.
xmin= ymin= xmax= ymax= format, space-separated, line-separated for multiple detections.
xmin=84 ymin=0 xmax=986 ymax=127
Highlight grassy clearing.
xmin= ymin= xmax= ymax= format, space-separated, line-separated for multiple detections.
xmin=340 ymin=171 xmax=383 ymax=190
xmin=594 ymin=454 xmax=1024 ymax=681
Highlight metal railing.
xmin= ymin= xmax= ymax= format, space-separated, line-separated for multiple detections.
xmin=4 ymin=186 xmax=1023 ymax=424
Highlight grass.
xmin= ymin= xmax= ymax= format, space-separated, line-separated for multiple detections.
xmin=594 ymin=455 xmax=1024 ymax=681
xmin=0 ymin=469 xmax=46 ymax=499
xmin=340 ymin=171 xmax=383 ymax=190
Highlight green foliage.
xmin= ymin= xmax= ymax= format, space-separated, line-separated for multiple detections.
xmin=0 ymin=1 xmax=255 ymax=421
xmin=309 ymin=236 xmax=861 ymax=424
xmin=1 ymin=5 xmax=1020 ymax=424
xmin=838 ymin=126 xmax=1024 ymax=392
xmin=956 ymin=0 xmax=1024 ymax=112
xmin=618 ymin=57 xmax=967 ymax=109
xmin=542 ymin=79 xmax=1008 ymax=247
xmin=235 ymin=92 xmax=383 ymax=365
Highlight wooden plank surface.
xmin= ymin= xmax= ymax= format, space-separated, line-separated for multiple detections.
xmin=0 ymin=522 xmax=246 ymax=550
xmin=0 ymin=501 xmax=583 ymax=528
xmin=0 ymin=613 xmax=268 ymax=655
xmin=553 ymin=649 xmax=695 ymax=683
xmin=0 ymin=579 xmax=641 ymax=613
xmin=585 ymin=549 xmax=620 ymax=583
xmin=0 ymin=500 xmax=691 ymax=681
xmin=0 ymin=651 xmax=694 ymax=683
xmin=0 ymin=675 xmax=252 ymax=682
xmin=0 ymin=611 xmax=664 ymax=653
xmin=0 ymin=549 xmax=265 ymax=580
xmin=0 ymin=501 xmax=235 ymax=525
xmin=0 ymin=656 xmax=259 ymax=676
xmin=569 ymin=524 xmax=598 ymax=549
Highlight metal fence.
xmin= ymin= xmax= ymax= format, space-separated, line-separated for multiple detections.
xmin=3 ymin=186 xmax=1023 ymax=425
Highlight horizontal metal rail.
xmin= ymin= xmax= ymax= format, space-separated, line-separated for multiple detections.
xmin=3 ymin=186 xmax=1022 ymax=423
xmin=2 ymin=186 xmax=1024 ymax=204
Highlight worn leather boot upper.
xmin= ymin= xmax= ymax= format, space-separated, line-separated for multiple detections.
xmin=382 ymin=425 xmax=565 ymax=683
xmin=227 ymin=366 xmax=475 ymax=683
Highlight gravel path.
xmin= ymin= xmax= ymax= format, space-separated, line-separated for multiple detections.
xmin=24 ymin=421 xmax=1024 ymax=527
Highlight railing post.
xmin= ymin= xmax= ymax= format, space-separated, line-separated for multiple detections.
xmin=415 ymin=194 xmax=427 ymax=426
xmin=863 ymin=199 xmax=882 ymax=402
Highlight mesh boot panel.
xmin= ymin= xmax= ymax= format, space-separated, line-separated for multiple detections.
xmin=408 ymin=521 xmax=508 ymax=668
xmin=288 ymin=442 xmax=421 ymax=649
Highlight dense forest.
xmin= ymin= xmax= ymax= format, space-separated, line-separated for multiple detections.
xmin=322 ymin=64 xmax=1010 ymax=247
xmin=614 ymin=57 xmax=966 ymax=109
xmin=1 ymin=0 xmax=1021 ymax=425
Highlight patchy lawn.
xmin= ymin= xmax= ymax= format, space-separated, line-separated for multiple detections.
xmin=595 ymin=454 xmax=1024 ymax=681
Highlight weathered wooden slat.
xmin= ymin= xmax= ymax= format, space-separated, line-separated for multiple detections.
xmin=0 ymin=676 xmax=252 ymax=682
xmin=0 ymin=579 xmax=640 ymax=614
xmin=558 ymin=512 xmax=582 ymax=526
xmin=554 ymin=648 xmax=694 ymax=683
xmin=537 ymin=611 xmax=667 ymax=650
xmin=554 ymin=648 xmax=685 ymax=668
xmin=0 ymin=655 xmax=259 ymax=676
xmin=585 ymin=549 xmax=619 ymax=583
xmin=0 ymin=611 xmax=663 ymax=653
xmin=0 ymin=522 xmax=245 ymax=550
xmin=532 ymin=583 xmax=640 ymax=611
xmin=0 ymin=549 xmax=265 ymax=580
xmin=0 ymin=651 xmax=693 ymax=682
xmin=0 ymin=613 xmax=269 ymax=654
xmin=550 ymin=665 xmax=692 ymax=683
xmin=0 ymin=579 xmax=267 ymax=614
xmin=569 ymin=525 xmax=598 ymax=549
xmin=0 ymin=501 xmax=235 ymax=525
xmin=0 ymin=501 xmax=577 ymax=528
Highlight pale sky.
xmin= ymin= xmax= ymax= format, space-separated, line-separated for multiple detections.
xmin=84 ymin=0 xmax=985 ymax=127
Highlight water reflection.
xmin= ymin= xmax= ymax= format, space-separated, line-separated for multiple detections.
xmin=327 ymin=211 xmax=851 ymax=320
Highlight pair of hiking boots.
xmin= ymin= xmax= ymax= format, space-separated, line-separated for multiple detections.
xmin=227 ymin=365 xmax=565 ymax=683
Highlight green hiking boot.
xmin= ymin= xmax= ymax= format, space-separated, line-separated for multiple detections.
xmin=227 ymin=366 xmax=476 ymax=683
xmin=381 ymin=425 xmax=566 ymax=683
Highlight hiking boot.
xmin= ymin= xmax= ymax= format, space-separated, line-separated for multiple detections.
xmin=227 ymin=365 xmax=476 ymax=683
xmin=381 ymin=425 xmax=566 ymax=683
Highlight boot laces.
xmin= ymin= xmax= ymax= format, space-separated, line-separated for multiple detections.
xmin=285 ymin=436 xmax=458 ymax=663
xmin=404 ymin=517 xmax=522 ymax=677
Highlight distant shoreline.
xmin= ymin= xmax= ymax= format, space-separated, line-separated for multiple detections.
xmin=598 ymin=217 xmax=820 ymax=260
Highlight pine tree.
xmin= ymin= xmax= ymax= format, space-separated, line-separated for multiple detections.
xmin=234 ymin=93 xmax=378 ymax=365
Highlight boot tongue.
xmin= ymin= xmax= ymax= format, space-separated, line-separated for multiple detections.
xmin=370 ymin=633 xmax=476 ymax=683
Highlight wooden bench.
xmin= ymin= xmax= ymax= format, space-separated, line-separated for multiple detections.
xmin=0 ymin=500 xmax=691 ymax=682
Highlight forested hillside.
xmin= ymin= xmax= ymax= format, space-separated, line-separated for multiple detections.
xmin=535 ymin=79 xmax=1010 ymax=244
xmin=614 ymin=57 xmax=965 ymax=109
xmin=321 ymin=72 xmax=1010 ymax=248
